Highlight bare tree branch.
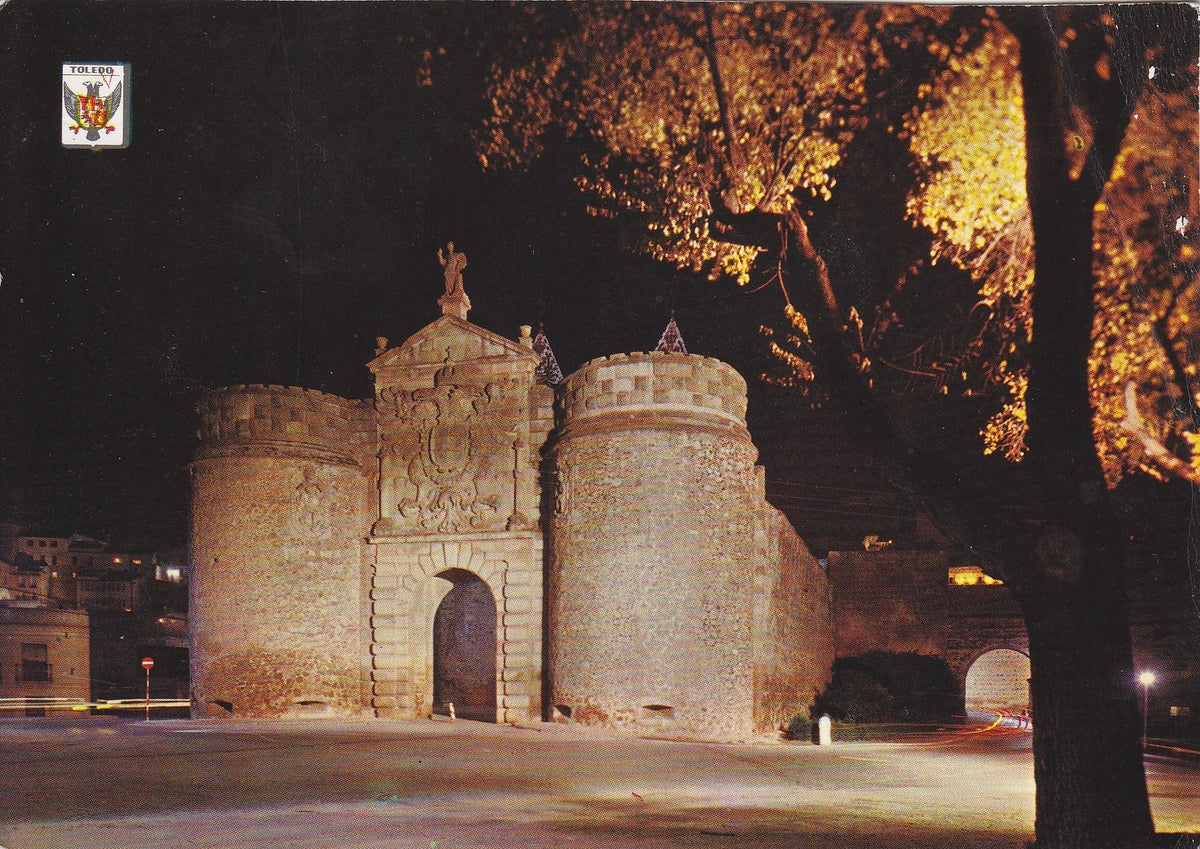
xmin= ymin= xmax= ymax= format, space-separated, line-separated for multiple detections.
xmin=1121 ymin=381 xmax=1200 ymax=484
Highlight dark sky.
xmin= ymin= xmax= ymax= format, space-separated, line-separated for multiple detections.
xmin=2 ymin=1 xmax=835 ymax=548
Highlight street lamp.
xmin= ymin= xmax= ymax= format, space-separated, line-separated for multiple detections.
xmin=1138 ymin=670 xmax=1156 ymax=749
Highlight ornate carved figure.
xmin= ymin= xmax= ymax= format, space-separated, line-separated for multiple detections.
xmin=296 ymin=465 xmax=327 ymax=533
xmin=437 ymin=242 xmax=468 ymax=297
xmin=553 ymin=464 xmax=569 ymax=514
xmin=382 ymin=361 xmax=505 ymax=533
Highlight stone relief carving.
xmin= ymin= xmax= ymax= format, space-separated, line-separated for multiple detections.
xmin=377 ymin=360 xmax=507 ymax=533
xmin=553 ymin=463 xmax=569 ymax=515
xmin=296 ymin=465 xmax=329 ymax=534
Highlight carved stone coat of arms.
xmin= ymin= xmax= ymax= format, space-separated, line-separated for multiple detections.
xmin=378 ymin=362 xmax=510 ymax=533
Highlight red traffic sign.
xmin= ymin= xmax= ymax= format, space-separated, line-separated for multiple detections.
xmin=141 ymin=657 xmax=154 ymax=669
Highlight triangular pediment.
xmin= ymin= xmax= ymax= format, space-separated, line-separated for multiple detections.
xmin=369 ymin=315 xmax=537 ymax=373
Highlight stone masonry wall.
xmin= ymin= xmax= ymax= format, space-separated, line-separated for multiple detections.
xmin=367 ymin=318 xmax=551 ymax=724
xmin=560 ymin=351 xmax=747 ymax=424
xmin=549 ymin=352 xmax=764 ymax=740
xmin=369 ymin=534 xmax=543 ymax=723
xmin=753 ymin=506 xmax=834 ymax=732
xmin=827 ymin=549 xmax=951 ymax=658
xmin=190 ymin=385 xmax=374 ymax=717
xmin=189 ymin=330 xmax=836 ymax=737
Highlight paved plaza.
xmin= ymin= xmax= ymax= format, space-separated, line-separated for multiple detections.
xmin=0 ymin=717 xmax=1195 ymax=849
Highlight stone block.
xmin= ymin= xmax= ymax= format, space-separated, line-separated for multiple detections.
xmin=502 ymin=598 xmax=535 ymax=617
xmin=503 ymin=624 xmax=540 ymax=643
xmin=502 ymin=568 xmax=542 ymax=588
xmin=370 ymin=672 xmax=399 ymax=688
xmin=502 ymin=580 xmax=540 ymax=599
xmin=372 ymin=599 xmax=399 ymax=617
xmin=372 ymin=572 xmax=400 ymax=589
xmin=501 ymin=650 xmax=540 ymax=668
xmin=370 ymin=613 xmax=396 ymax=631
xmin=503 ymin=678 xmax=532 ymax=696
xmin=501 ymin=666 xmax=538 ymax=684
xmin=502 ymin=614 xmax=539 ymax=635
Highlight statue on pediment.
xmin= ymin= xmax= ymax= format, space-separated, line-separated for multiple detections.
xmin=438 ymin=242 xmax=467 ymax=297
xmin=436 ymin=242 xmax=472 ymax=319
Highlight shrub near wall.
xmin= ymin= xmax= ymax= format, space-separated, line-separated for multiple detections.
xmin=813 ymin=651 xmax=960 ymax=723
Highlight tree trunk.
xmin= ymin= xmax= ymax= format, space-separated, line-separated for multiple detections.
xmin=1004 ymin=8 xmax=1156 ymax=846
xmin=709 ymin=10 xmax=1168 ymax=844
xmin=1012 ymin=525 xmax=1154 ymax=849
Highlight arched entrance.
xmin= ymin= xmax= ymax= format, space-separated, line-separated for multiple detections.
xmin=965 ymin=648 xmax=1030 ymax=713
xmin=432 ymin=569 xmax=497 ymax=722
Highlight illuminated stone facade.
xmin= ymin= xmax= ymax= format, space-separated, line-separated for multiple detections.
xmin=548 ymin=353 xmax=833 ymax=738
xmin=189 ymin=269 xmax=833 ymax=738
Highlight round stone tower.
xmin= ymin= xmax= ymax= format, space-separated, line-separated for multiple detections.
xmin=189 ymin=384 xmax=374 ymax=717
xmin=547 ymin=351 xmax=763 ymax=740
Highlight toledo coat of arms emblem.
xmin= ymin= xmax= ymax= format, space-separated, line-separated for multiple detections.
xmin=62 ymin=63 xmax=130 ymax=148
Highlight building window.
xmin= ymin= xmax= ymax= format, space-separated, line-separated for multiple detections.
xmin=20 ymin=644 xmax=50 ymax=682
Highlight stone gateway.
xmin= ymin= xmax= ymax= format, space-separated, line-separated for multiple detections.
xmin=189 ymin=253 xmax=833 ymax=739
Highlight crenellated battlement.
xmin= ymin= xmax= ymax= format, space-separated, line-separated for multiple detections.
xmin=188 ymin=285 xmax=832 ymax=729
xmin=559 ymin=351 xmax=748 ymax=428
xmin=195 ymin=384 xmax=372 ymax=464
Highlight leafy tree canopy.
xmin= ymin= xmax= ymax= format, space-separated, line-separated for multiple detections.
xmin=480 ymin=2 xmax=1198 ymax=485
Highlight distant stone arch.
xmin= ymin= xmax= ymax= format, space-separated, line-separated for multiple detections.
xmin=965 ymin=648 xmax=1030 ymax=713
xmin=432 ymin=567 xmax=497 ymax=722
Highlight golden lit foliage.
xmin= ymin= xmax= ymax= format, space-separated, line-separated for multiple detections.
xmin=760 ymin=304 xmax=815 ymax=389
xmin=481 ymin=4 xmax=952 ymax=284
xmin=481 ymin=5 xmax=1196 ymax=482
xmin=907 ymin=25 xmax=1033 ymax=391
xmin=898 ymin=24 xmax=1035 ymax=461
xmin=978 ymin=82 xmax=1200 ymax=482
xmin=1089 ymin=85 xmax=1199 ymax=483
xmin=907 ymin=25 xmax=1198 ymax=483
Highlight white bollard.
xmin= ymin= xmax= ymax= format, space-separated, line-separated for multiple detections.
xmin=448 ymin=702 xmax=456 ymax=721
xmin=817 ymin=714 xmax=832 ymax=746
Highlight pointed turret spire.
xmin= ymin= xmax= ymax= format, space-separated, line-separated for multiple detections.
xmin=533 ymin=324 xmax=564 ymax=385
xmin=655 ymin=311 xmax=688 ymax=354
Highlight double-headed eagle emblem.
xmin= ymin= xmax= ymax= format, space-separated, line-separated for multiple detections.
xmin=63 ymin=80 xmax=123 ymax=141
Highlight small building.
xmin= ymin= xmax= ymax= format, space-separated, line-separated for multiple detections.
xmin=72 ymin=568 xmax=146 ymax=612
xmin=1 ymin=554 xmax=49 ymax=604
xmin=0 ymin=604 xmax=90 ymax=715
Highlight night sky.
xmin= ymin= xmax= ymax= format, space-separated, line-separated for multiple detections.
xmin=2 ymin=2 xmax=840 ymax=549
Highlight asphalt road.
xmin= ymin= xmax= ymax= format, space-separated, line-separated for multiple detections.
xmin=0 ymin=716 xmax=1195 ymax=849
